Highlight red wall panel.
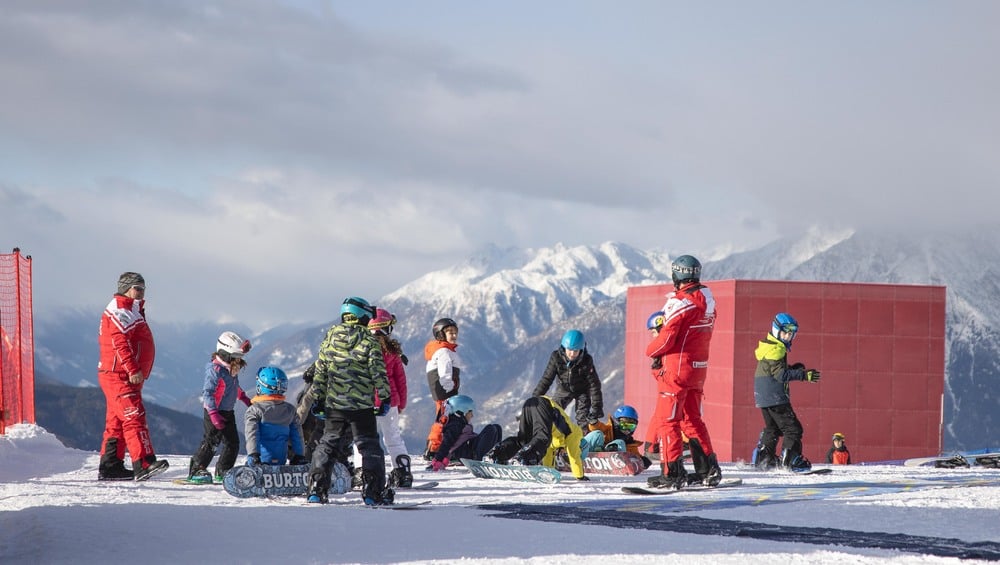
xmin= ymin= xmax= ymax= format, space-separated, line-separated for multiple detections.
xmin=625 ymin=280 xmax=945 ymax=464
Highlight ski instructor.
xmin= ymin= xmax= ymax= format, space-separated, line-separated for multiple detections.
xmin=645 ymin=255 xmax=722 ymax=490
xmin=96 ymin=272 xmax=169 ymax=481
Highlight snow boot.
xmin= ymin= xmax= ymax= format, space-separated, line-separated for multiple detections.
xmin=702 ymin=453 xmax=723 ymax=486
xmin=188 ymin=469 xmax=213 ymax=484
xmin=361 ymin=470 xmax=394 ymax=506
xmin=781 ymin=449 xmax=812 ymax=472
xmin=98 ymin=463 xmax=134 ymax=481
xmin=133 ymin=457 xmax=169 ymax=482
xmin=306 ymin=473 xmax=329 ymax=504
xmin=646 ymin=459 xmax=687 ymax=490
xmin=98 ymin=438 xmax=133 ymax=481
xmin=389 ymin=455 xmax=413 ymax=488
xmin=752 ymin=445 xmax=778 ymax=471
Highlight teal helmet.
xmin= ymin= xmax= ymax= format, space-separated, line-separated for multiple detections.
xmin=446 ymin=394 xmax=475 ymax=417
xmin=561 ymin=329 xmax=585 ymax=351
xmin=341 ymin=296 xmax=375 ymax=324
xmin=256 ymin=366 xmax=288 ymax=396
xmin=671 ymin=255 xmax=702 ymax=286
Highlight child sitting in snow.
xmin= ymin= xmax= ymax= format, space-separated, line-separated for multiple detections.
xmin=581 ymin=404 xmax=652 ymax=469
xmin=428 ymin=395 xmax=502 ymax=471
xmin=245 ymin=366 xmax=308 ymax=467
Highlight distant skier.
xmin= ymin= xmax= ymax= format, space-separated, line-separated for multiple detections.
xmin=186 ymin=331 xmax=254 ymax=483
xmin=826 ymin=432 xmax=851 ymax=465
xmin=531 ymin=329 xmax=604 ymax=429
xmin=245 ymin=366 xmax=307 ymax=467
xmin=751 ymin=312 xmax=822 ymax=471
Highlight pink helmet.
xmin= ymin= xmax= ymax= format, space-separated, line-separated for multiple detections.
xmin=368 ymin=308 xmax=396 ymax=334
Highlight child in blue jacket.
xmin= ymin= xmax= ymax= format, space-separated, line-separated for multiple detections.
xmin=245 ymin=366 xmax=307 ymax=466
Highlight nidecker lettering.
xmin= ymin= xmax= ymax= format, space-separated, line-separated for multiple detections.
xmin=484 ymin=466 xmax=534 ymax=480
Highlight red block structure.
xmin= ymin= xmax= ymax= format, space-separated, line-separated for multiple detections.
xmin=625 ymin=280 xmax=946 ymax=464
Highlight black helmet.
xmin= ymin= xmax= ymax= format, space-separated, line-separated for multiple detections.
xmin=432 ymin=318 xmax=458 ymax=341
xmin=671 ymin=255 xmax=702 ymax=286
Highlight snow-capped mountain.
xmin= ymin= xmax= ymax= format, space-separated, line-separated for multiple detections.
xmin=32 ymin=229 xmax=1000 ymax=452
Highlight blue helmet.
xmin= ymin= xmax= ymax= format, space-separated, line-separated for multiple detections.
xmin=446 ymin=394 xmax=475 ymax=416
xmin=646 ymin=311 xmax=666 ymax=331
xmin=613 ymin=405 xmax=639 ymax=421
xmin=771 ymin=312 xmax=799 ymax=347
xmin=561 ymin=329 xmax=585 ymax=351
xmin=341 ymin=296 xmax=375 ymax=324
xmin=256 ymin=366 xmax=288 ymax=396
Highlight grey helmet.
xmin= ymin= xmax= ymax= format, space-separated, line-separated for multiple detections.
xmin=671 ymin=254 xmax=702 ymax=286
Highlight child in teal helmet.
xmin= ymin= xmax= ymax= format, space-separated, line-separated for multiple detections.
xmin=531 ymin=329 xmax=604 ymax=429
xmin=428 ymin=394 xmax=502 ymax=471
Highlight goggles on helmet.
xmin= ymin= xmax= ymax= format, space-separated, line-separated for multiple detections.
xmin=616 ymin=417 xmax=638 ymax=432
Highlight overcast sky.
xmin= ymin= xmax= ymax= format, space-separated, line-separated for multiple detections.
xmin=2 ymin=1 xmax=998 ymax=328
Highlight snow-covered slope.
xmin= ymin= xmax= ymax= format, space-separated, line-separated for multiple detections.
xmin=2 ymin=423 xmax=1000 ymax=564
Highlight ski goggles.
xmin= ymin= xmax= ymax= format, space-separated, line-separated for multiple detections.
xmin=616 ymin=418 xmax=638 ymax=432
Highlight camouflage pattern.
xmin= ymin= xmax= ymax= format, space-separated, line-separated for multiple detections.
xmin=312 ymin=321 xmax=389 ymax=411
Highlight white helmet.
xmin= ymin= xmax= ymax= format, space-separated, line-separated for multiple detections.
xmin=217 ymin=331 xmax=251 ymax=360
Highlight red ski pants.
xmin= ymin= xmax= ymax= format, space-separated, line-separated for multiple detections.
xmin=99 ymin=371 xmax=154 ymax=464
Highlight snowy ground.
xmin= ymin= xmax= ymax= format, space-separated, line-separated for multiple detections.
xmin=2 ymin=424 xmax=1000 ymax=565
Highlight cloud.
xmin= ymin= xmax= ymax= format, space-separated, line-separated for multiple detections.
xmin=3 ymin=1 xmax=999 ymax=326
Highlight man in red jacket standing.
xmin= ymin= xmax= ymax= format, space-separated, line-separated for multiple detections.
xmin=645 ymin=255 xmax=722 ymax=490
xmin=97 ymin=272 xmax=168 ymax=481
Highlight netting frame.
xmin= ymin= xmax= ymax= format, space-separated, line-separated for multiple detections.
xmin=1 ymin=248 xmax=35 ymax=434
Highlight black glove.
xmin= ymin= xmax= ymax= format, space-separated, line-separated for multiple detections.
xmin=400 ymin=353 xmax=409 ymax=366
xmin=806 ymin=369 xmax=821 ymax=382
xmin=247 ymin=453 xmax=262 ymax=466
xmin=311 ymin=401 xmax=326 ymax=420
xmin=374 ymin=401 xmax=391 ymax=416
xmin=651 ymin=357 xmax=663 ymax=370
xmin=512 ymin=446 xmax=540 ymax=466
xmin=290 ymin=454 xmax=309 ymax=466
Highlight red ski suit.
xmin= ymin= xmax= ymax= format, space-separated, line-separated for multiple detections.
xmin=98 ymin=295 xmax=156 ymax=464
xmin=645 ymin=282 xmax=717 ymax=463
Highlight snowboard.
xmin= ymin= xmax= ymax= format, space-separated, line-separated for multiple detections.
xmin=622 ymin=477 xmax=743 ymax=495
xmin=409 ymin=481 xmax=439 ymax=490
xmin=460 ymin=458 xmax=562 ymax=484
xmin=172 ymin=477 xmax=220 ymax=486
xmin=554 ymin=451 xmax=648 ymax=476
xmin=902 ymin=453 xmax=1000 ymax=468
xmin=222 ymin=461 xmax=351 ymax=499
xmin=791 ymin=467 xmax=833 ymax=475
xmin=368 ymin=500 xmax=431 ymax=510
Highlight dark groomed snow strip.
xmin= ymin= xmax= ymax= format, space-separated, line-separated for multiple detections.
xmin=480 ymin=503 xmax=1000 ymax=561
